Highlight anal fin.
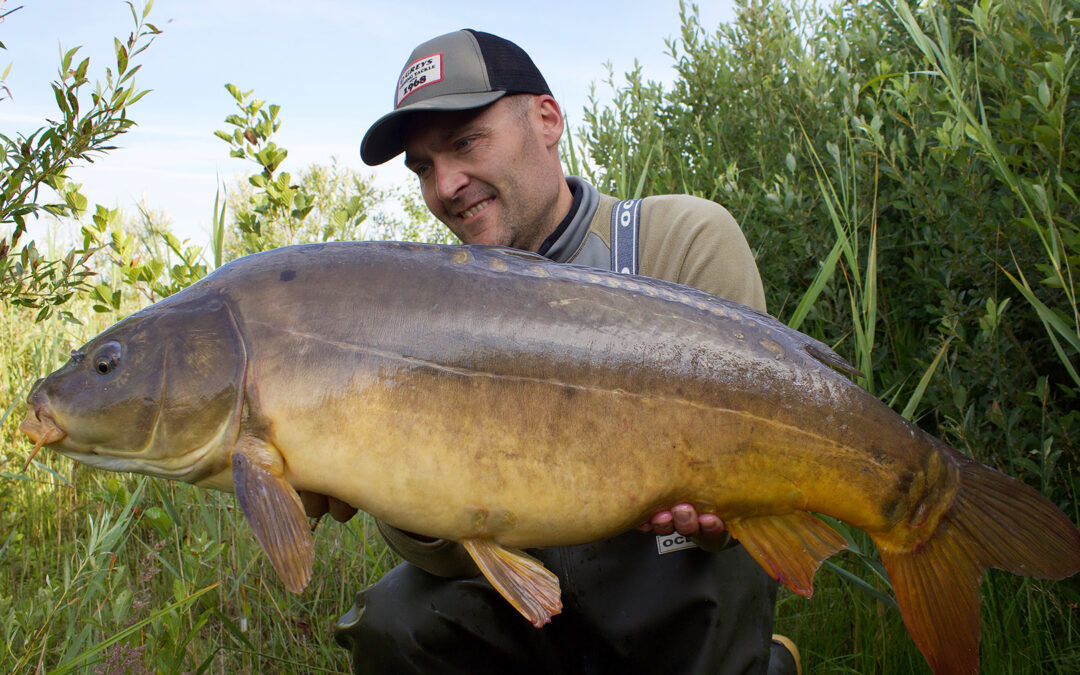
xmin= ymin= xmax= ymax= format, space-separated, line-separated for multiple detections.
xmin=461 ymin=539 xmax=562 ymax=628
xmin=728 ymin=511 xmax=847 ymax=597
xmin=232 ymin=435 xmax=314 ymax=594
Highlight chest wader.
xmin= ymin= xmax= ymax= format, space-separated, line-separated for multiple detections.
xmin=332 ymin=201 xmax=793 ymax=675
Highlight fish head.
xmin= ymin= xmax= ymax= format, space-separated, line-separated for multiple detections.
xmin=20 ymin=297 xmax=246 ymax=482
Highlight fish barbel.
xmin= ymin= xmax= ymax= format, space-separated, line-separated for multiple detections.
xmin=19 ymin=242 xmax=1080 ymax=674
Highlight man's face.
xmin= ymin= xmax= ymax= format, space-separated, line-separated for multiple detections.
xmin=403 ymin=95 xmax=566 ymax=251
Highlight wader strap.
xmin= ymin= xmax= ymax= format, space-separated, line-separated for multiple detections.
xmin=610 ymin=199 xmax=642 ymax=275
xmin=612 ymin=197 xmax=702 ymax=556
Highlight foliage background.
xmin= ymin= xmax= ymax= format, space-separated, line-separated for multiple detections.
xmin=575 ymin=0 xmax=1080 ymax=670
xmin=2 ymin=0 xmax=1079 ymax=672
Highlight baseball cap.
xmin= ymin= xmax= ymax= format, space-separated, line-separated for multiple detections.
xmin=360 ymin=29 xmax=552 ymax=166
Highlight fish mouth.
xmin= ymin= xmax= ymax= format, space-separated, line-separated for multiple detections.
xmin=19 ymin=406 xmax=68 ymax=471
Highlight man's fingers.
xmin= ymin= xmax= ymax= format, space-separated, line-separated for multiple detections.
xmin=698 ymin=513 xmax=727 ymax=537
xmin=299 ymin=490 xmax=329 ymax=519
xmin=672 ymin=504 xmax=700 ymax=537
xmin=650 ymin=510 xmax=676 ymax=536
xmin=299 ymin=490 xmax=357 ymax=522
xmin=328 ymin=496 xmax=358 ymax=522
xmin=637 ymin=504 xmax=725 ymax=537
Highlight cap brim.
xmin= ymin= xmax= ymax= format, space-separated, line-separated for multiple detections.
xmin=360 ymin=91 xmax=508 ymax=166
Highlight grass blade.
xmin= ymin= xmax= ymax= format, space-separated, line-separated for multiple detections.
xmin=48 ymin=583 xmax=220 ymax=675
xmin=900 ymin=338 xmax=952 ymax=421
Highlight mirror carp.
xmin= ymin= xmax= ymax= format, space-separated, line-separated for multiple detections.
xmin=20 ymin=241 xmax=1080 ymax=675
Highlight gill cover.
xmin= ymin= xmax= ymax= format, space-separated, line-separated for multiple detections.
xmin=31 ymin=295 xmax=246 ymax=462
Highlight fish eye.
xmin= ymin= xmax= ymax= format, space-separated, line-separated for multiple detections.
xmin=91 ymin=341 xmax=123 ymax=376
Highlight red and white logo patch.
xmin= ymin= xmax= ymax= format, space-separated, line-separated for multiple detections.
xmin=397 ymin=52 xmax=443 ymax=106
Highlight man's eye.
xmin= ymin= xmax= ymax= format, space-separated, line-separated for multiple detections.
xmin=454 ymin=136 xmax=473 ymax=150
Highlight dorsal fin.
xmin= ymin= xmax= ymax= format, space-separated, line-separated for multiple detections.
xmin=804 ymin=342 xmax=862 ymax=377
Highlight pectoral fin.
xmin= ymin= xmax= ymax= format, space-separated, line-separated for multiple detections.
xmin=728 ymin=511 xmax=847 ymax=597
xmin=461 ymin=539 xmax=562 ymax=628
xmin=232 ymin=435 xmax=314 ymax=594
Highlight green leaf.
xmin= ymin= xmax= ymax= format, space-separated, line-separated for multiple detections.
xmin=74 ymin=57 xmax=90 ymax=81
xmin=823 ymin=560 xmax=899 ymax=611
xmin=1033 ymin=124 xmax=1058 ymax=149
xmin=789 ymin=236 xmax=843 ymax=331
xmin=1002 ymin=267 xmax=1080 ymax=387
xmin=1037 ymin=78 xmax=1051 ymax=108
xmin=1044 ymin=54 xmax=1064 ymax=85
xmin=900 ymin=338 xmax=952 ymax=420
xmin=142 ymin=506 xmax=174 ymax=537
xmin=52 ymin=84 xmax=70 ymax=114
xmin=115 ymin=37 xmax=129 ymax=73
xmin=60 ymin=46 xmax=80 ymax=73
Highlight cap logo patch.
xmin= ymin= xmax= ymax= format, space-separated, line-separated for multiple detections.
xmin=397 ymin=53 xmax=443 ymax=106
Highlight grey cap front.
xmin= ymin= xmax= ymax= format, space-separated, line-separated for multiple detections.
xmin=361 ymin=29 xmax=552 ymax=166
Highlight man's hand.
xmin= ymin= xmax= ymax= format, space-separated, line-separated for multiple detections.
xmin=299 ymin=489 xmax=358 ymax=522
xmin=301 ymin=490 xmax=725 ymax=541
xmin=637 ymin=503 xmax=726 ymax=538
xmin=299 ymin=491 xmax=440 ymax=542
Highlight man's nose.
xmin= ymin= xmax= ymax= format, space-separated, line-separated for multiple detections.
xmin=433 ymin=157 xmax=468 ymax=203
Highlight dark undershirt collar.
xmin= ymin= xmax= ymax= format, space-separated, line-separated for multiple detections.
xmin=537 ymin=179 xmax=583 ymax=258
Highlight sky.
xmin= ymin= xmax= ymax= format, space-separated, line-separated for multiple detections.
xmin=2 ymin=0 xmax=736 ymax=244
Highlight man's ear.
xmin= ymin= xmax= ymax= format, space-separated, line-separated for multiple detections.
xmin=535 ymin=94 xmax=564 ymax=150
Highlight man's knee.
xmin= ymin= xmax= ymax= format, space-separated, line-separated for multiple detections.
xmin=333 ymin=563 xmax=440 ymax=660
xmin=333 ymin=563 xmax=556 ymax=674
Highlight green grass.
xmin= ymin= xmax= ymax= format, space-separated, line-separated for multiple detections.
xmin=0 ymin=461 xmax=398 ymax=673
xmin=1 ymin=301 xmax=399 ymax=673
xmin=774 ymin=550 xmax=1080 ymax=673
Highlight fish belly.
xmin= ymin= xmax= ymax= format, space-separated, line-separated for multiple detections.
xmin=261 ymin=357 xmax=922 ymax=548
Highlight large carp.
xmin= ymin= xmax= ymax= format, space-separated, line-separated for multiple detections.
xmin=19 ymin=242 xmax=1080 ymax=674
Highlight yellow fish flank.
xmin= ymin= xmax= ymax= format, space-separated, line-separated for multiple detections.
xmin=20 ymin=241 xmax=1080 ymax=675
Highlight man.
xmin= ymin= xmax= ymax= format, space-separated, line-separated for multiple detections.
xmin=326 ymin=29 xmax=799 ymax=674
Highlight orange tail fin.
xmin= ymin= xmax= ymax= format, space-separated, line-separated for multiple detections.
xmin=876 ymin=451 xmax=1080 ymax=675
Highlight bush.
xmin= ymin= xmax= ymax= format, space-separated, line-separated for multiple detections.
xmin=574 ymin=1 xmax=1080 ymax=669
xmin=0 ymin=1 xmax=160 ymax=320
xmin=576 ymin=0 xmax=1078 ymax=490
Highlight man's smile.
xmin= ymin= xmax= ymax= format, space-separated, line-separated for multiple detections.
xmin=459 ymin=198 xmax=493 ymax=220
